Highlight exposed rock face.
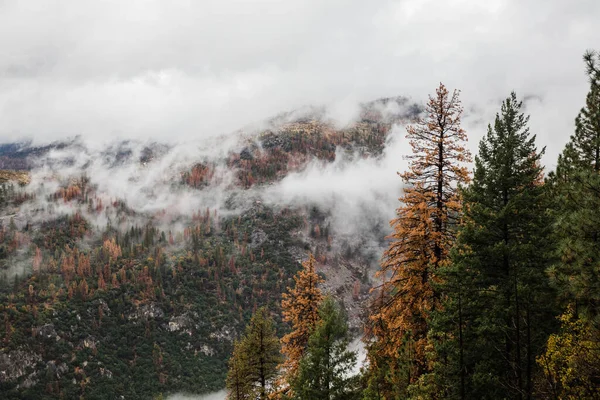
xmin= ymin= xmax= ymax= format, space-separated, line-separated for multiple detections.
xmin=127 ymin=303 xmax=165 ymax=322
xmin=249 ymin=228 xmax=267 ymax=248
xmin=199 ymin=344 xmax=215 ymax=357
xmin=167 ymin=312 xmax=197 ymax=334
xmin=36 ymin=323 xmax=58 ymax=341
xmin=209 ymin=325 xmax=236 ymax=342
xmin=80 ymin=335 xmax=97 ymax=350
xmin=0 ymin=349 xmax=42 ymax=384
xmin=99 ymin=367 xmax=113 ymax=379
xmin=1 ymin=351 xmax=68 ymax=390
xmin=18 ymin=373 xmax=38 ymax=389
xmin=90 ymin=299 xmax=111 ymax=317
xmin=287 ymin=245 xmax=309 ymax=263
xmin=46 ymin=361 xmax=69 ymax=380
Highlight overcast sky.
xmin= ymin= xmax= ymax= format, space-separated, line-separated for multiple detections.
xmin=0 ymin=0 xmax=598 ymax=166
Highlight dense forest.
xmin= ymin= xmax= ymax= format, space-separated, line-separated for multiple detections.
xmin=225 ymin=51 xmax=600 ymax=400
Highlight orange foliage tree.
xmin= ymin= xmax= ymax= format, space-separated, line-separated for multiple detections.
xmin=103 ymin=238 xmax=122 ymax=262
xmin=32 ymin=246 xmax=42 ymax=274
xmin=369 ymin=83 xmax=472 ymax=388
xmin=275 ymin=254 xmax=324 ymax=396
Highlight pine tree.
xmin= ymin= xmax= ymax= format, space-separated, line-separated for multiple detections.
xmin=276 ymin=254 xmax=324 ymax=396
xmin=539 ymin=50 xmax=600 ymax=400
xmin=245 ymin=308 xmax=282 ymax=399
xmin=362 ymin=289 xmax=404 ymax=400
xmin=549 ymin=50 xmax=600 ymax=323
xmin=226 ymin=308 xmax=281 ymax=400
xmin=570 ymin=50 xmax=600 ymax=171
xmin=291 ymin=297 xmax=359 ymax=400
xmin=433 ymin=92 xmax=556 ymax=399
xmin=227 ymin=340 xmax=252 ymax=400
xmin=368 ymin=83 xmax=471 ymax=393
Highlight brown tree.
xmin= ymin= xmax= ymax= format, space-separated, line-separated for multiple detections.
xmin=32 ymin=246 xmax=42 ymax=274
xmin=370 ymin=83 xmax=471 ymax=387
xmin=275 ymin=254 xmax=324 ymax=396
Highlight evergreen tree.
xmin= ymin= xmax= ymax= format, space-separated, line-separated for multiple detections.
xmin=362 ymin=289 xmax=404 ymax=400
xmin=568 ymin=50 xmax=600 ymax=172
xmin=539 ymin=50 xmax=600 ymax=399
xmin=226 ymin=308 xmax=281 ymax=400
xmin=433 ymin=92 xmax=556 ymax=399
xmin=276 ymin=254 xmax=324 ymax=396
xmin=368 ymin=83 xmax=471 ymax=395
xmin=549 ymin=50 xmax=600 ymax=323
xmin=245 ymin=308 xmax=282 ymax=399
xmin=227 ymin=340 xmax=252 ymax=400
xmin=291 ymin=297 xmax=358 ymax=400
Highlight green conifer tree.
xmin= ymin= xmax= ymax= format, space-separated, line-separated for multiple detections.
xmin=432 ymin=92 xmax=556 ymax=399
xmin=549 ymin=50 xmax=600 ymax=323
xmin=226 ymin=307 xmax=281 ymax=400
xmin=227 ymin=340 xmax=252 ymax=400
xmin=291 ymin=297 xmax=359 ymax=400
xmin=538 ymin=50 xmax=600 ymax=400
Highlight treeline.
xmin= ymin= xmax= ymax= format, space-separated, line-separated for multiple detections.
xmin=227 ymin=51 xmax=600 ymax=399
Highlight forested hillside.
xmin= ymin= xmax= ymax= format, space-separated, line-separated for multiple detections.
xmin=0 ymin=98 xmax=414 ymax=399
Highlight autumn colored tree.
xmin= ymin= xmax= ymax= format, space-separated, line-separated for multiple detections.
xmin=61 ymin=249 xmax=75 ymax=286
xmin=32 ymin=246 xmax=42 ymax=274
xmin=368 ymin=83 xmax=471 ymax=393
xmin=103 ymin=238 xmax=122 ymax=262
xmin=275 ymin=254 xmax=324 ymax=396
xmin=537 ymin=306 xmax=600 ymax=400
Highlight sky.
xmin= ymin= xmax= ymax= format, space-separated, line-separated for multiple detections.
xmin=0 ymin=0 xmax=598 ymax=167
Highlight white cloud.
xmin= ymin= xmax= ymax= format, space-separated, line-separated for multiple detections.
xmin=167 ymin=390 xmax=227 ymax=400
xmin=262 ymin=123 xmax=410 ymax=255
xmin=0 ymin=0 xmax=596 ymax=166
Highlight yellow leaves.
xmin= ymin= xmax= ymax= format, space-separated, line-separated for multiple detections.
xmin=538 ymin=306 xmax=600 ymax=399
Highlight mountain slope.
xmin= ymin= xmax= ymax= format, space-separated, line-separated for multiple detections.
xmin=0 ymin=97 xmax=419 ymax=399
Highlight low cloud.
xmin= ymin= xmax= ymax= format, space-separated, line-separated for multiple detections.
xmin=262 ymin=124 xmax=410 ymax=256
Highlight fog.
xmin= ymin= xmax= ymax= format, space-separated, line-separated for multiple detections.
xmin=167 ymin=390 xmax=227 ymax=400
xmin=262 ymin=122 xmax=410 ymax=255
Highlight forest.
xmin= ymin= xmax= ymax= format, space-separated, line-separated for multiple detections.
xmin=224 ymin=51 xmax=600 ymax=400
